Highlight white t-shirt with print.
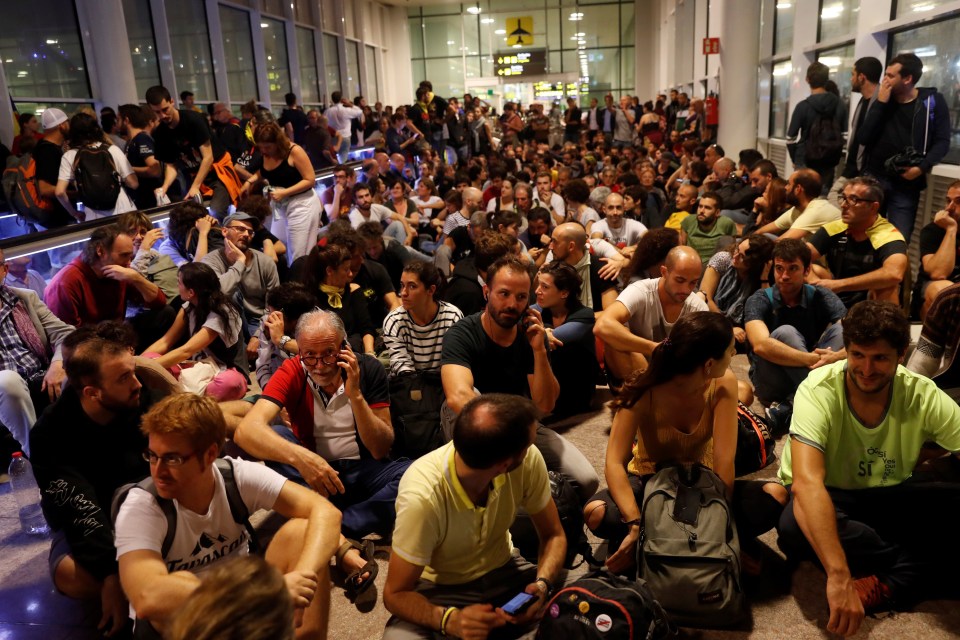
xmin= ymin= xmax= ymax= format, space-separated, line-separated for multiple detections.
xmin=592 ymin=218 xmax=647 ymax=248
xmin=114 ymin=458 xmax=285 ymax=577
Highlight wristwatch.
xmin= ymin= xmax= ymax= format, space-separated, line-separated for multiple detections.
xmin=535 ymin=577 xmax=553 ymax=596
xmin=279 ymin=335 xmax=293 ymax=352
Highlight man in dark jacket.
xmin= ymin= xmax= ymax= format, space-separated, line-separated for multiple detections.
xmin=787 ymin=62 xmax=846 ymax=197
xmin=857 ymin=52 xmax=952 ymax=242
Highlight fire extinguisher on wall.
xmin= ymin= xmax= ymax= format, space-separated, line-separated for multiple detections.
xmin=705 ymin=93 xmax=719 ymax=127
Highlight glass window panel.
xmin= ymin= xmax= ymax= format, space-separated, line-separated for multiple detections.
xmin=321 ymin=0 xmax=339 ymax=33
xmin=297 ymin=27 xmax=320 ymax=104
xmin=465 ymin=55 xmax=481 ymax=81
xmin=295 ymin=0 xmax=317 ymax=25
xmin=219 ymin=6 xmax=258 ymax=104
xmin=563 ymin=5 xmax=619 ymax=49
xmin=262 ymin=0 xmax=284 ymax=16
xmin=891 ymin=19 xmax=960 ymax=163
xmin=464 ymin=15 xmax=480 ymax=57
xmin=1 ymin=0 xmax=90 ymax=99
xmin=482 ymin=55 xmax=495 ymax=78
xmin=365 ymin=46 xmax=379 ymax=102
xmin=819 ymin=0 xmax=856 ymax=42
xmin=896 ymin=0 xmax=955 ymax=17
xmin=423 ymin=15 xmax=462 ymax=59
xmin=412 ymin=60 xmax=426 ymax=88
xmin=122 ymin=0 xmax=160 ymax=99
xmin=546 ymin=8 xmax=561 ymax=53
xmin=621 ymin=4 xmax=635 ymax=47
xmin=345 ymin=40 xmax=361 ymax=99
xmin=262 ymin=18 xmax=291 ymax=105
xmin=770 ymin=59 xmax=792 ymax=138
xmin=343 ymin=3 xmax=357 ymax=39
xmin=165 ymin=0 xmax=216 ymax=101
xmin=562 ymin=50 xmax=578 ymax=76
xmin=816 ymin=43 xmax=854 ymax=107
xmin=774 ymin=1 xmax=795 ymax=56
xmin=548 ymin=51 xmax=562 ymax=74
xmin=407 ymin=7 xmax=420 ymax=18
xmin=621 ymin=46 xmax=635 ymax=92
xmin=584 ymin=48 xmax=620 ymax=94
xmin=12 ymin=102 xmax=94 ymax=121
xmin=409 ymin=19 xmax=424 ymax=59
xmin=425 ymin=58 xmax=465 ymax=99
xmin=323 ymin=33 xmax=341 ymax=98
xmin=423 ymin=5 xmax=459 ymax=15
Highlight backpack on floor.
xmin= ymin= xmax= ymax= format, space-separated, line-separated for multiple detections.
xmin=536 ymin=570 xmax=674 ymax=640
xmin=735 ymin=401 xmax=776 ymax=477
xmin=388 ymin=370 xmax=445 ymax=459
xmin=511 ymin=471 xmax=600 ymax=569
xmin=110 ymin=458 xmax=259 ymax=558
xmin=72 ymin=144 xmax=122 ymax=211
xmin=639 ymin=464 xmax=744 ymax=628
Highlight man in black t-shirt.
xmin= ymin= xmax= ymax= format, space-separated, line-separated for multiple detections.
xmin=119 ymin=104 xmax=171 ymax=210
xmin=440 ymin=256 xmax=599 ymax=500
xmin=210 ymin=102 xmax=247 ymax=164
xmin=30 ymin=108 xmax=74 ymax=228
xmin=912 ymin=180 xmax=960 ymax=319
xmin=564 ymin=97 xmax=583 ymax=144
xmin=146 ymin=85 xmax=242 ymax=219
xmin=278 ymin=92 xmax=310 ymax=145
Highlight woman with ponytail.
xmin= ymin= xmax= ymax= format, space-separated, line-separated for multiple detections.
xmin=583 ymin=311 xmax=787 ymax=573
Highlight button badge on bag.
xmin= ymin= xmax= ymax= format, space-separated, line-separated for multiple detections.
xmin=595 ymin=614 xmax=612 ymax=632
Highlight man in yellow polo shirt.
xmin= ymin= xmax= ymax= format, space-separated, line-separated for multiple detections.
xmin=382 ymin=394 xmax=566 ymax=639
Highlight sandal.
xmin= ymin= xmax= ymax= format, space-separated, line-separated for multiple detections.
xmin=335 ymin=538 xmax=379 ymax=613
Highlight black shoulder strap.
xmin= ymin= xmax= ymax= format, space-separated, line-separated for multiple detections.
xmin=112 ymin=478 xmax=178 ymax=559
xmin=216 ymin=458 xmax=261 ymax=554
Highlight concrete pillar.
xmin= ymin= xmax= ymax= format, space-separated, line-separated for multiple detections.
xmin=76 ymin=0 xmax=138 ymax=109
xmin=717 ymin=0 xmax=760 ymax=155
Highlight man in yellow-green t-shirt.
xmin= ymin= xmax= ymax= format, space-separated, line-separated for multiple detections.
xmin=382 ymin=394 xmax=566 ymax=640
xmin=778 ymin=300 xmax=960 ymax=637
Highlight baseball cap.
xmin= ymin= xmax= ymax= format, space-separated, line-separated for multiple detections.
xmin=41 ymin=108 xmax=68 ymax=130
xmin=222 ymin=211 xmax=260 ymax=229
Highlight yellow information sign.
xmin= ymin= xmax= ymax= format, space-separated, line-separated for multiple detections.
xmin=505 ymin=16 xmax=534 ymax=46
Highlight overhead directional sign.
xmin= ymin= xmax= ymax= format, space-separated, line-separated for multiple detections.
xmin=494 ymin=49 xmax=547 ymax=77
xmin=506 ymin=16 xmax=534 ymax=46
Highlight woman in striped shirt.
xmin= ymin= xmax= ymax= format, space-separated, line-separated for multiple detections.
xmin=382 ymin=261 xmax=463 ymax=377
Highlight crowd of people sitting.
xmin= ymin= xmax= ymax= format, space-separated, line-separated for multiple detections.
xmin=2 ymin=49 xmax=960 ymax=640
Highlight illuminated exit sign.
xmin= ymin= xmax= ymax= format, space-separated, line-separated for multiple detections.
xmin=494 ymin=49 xmax=547 ymax=77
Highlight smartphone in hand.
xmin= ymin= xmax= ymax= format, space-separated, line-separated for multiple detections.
xmin=501 ymin=592 xmax=536 ymax=616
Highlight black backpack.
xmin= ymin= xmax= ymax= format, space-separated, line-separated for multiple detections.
xmin=110 ymin=458 xmax=260 ymax=559
xmin=72 ymin=144 xmax=122 ymax=211
xmin=510 ymin=471 xmax=600 ymax=569
xmin=537 ymin=570 xmax=674 ymax=640
xmin=735 ymin=401 xmax=776 ymax=477
xmin=388 ymin=371 xmax=445 ymax=459
xmin=805 ymin=111 xmax=844 ymax=164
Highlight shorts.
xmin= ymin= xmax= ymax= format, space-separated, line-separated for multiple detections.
xmin=47 ymin=529 xmax=71 ymax=594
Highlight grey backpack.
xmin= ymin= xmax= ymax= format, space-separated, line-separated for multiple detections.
xmin=639 ymin=464 xmax=744 ymax=628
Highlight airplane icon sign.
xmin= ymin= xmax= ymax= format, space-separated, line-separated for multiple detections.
xmin=506 ymin=17 xmax=534 ymax=46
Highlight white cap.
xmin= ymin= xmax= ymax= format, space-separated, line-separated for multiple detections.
xmin=41 ymin=108 xmax=68 ymax=130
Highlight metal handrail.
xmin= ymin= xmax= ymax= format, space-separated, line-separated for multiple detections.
xmin=0 ymin=147 xmax=374 ymax=260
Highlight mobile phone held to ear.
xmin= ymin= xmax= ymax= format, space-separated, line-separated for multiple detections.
xmin=501 ymin=592 xmax=536 ymax=616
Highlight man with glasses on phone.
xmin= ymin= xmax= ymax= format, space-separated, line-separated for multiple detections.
xmin=30 ymin=338 xmax=153 ymax=638
xmin=806 ymin=177 xmax=908 ymax=309
xmin=202 ymin=211 xmax=280 ymax=361
xmin=235 ymin=309 xmax=411 ymax=539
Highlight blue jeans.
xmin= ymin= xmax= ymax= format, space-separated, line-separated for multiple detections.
xmin=268 ymin=425 xmax=411 ymax=537
xmin=720 ymin=208 xmax=752 ymax=225
xmin=750 ymin=323 xmax=844 ymax=404
xmin=872 ymin=175 xmax=922 ymax=242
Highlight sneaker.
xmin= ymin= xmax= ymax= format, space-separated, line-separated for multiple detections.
xmin=764 ymin=401 xmax=793 ymax=436
xmin=854 ymin=575 xmax=893 ymax=612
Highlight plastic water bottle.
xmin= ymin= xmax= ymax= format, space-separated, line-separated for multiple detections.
xmin=8 ymin=453 xmax=50 ymax=536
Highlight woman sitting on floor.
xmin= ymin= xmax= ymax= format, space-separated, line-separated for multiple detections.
xmin=583 ymin=311 xmax=787 ymax=574
xmin=143 ymin=262 xmax=248 ymax=400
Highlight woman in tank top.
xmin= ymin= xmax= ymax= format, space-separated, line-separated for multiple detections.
xmin=583 ymin=311 xmax=788 ymax=574
xmin=241 ymin=122 xmax=322 ymax=266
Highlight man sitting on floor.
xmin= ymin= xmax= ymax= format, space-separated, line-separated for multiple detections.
xmin=116 ymin=393 xmax=341 ymax=639
xmin=382 ymin=394 xmax=565 ymax=640
xmin=777 ymin=301 xmax=960 ymax=637
xmin=806 ymin=177 xmax=907 ymax=308
xmin=235 ymin=310 xmax=411 ymax=538
xmin=754 ymin=169 xmax=840 ymax=241
xmin=907 ymin=280 xmax=960 ymax=401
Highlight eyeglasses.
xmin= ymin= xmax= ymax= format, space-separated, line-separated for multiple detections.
xmin=301 ymin=351 xmax=340 ymax=367
xmin=143 ymin=449 xmax=200 ymax=467
xmin=838 ymin=194 xmax=877 ymax=207
xmin=226 ymin=226 xmax=255 ymax=236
